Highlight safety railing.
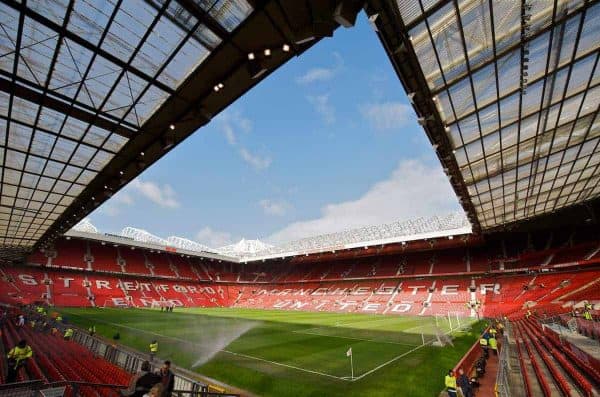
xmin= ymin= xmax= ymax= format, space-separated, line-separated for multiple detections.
xmin=495 ymin=330 xmax=512 ymax=397
xmin=71 ymin=329 xmax=206 ymax=394
xmin=0 ymin=379 xmax=125 ymax=396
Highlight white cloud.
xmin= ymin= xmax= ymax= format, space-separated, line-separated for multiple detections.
xmin=239 ymin=148 xmax=272 ymax=170
xmin=267 ymin=159 xmax=461 ymax=243
xmin=259 ymin=199 xmax=290 ymax=216
xmin=222 ymin=123 xmax=237 ymax=145
xmin=296 ymin=52 xmax=343 ymax=84
xmin=296 ymin=68 xmax=336 ymax=84
xmin=308 ymin=94 xmax=335 ymax=124
xmin=130 ymin=179 xmax=180 ymax=208
xmin=196 ymin=226 xmax=233 ymax=247
xmin=98 ymin=191 xmax=134 ymax=216
xmin=360 ymin=101 xmax=413 ymax=130
xmin=216 ymin=109 xmax=271 ymax=170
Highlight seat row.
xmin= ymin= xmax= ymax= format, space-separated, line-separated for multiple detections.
xmin=514 ymin=318 xmax=599 ymax=397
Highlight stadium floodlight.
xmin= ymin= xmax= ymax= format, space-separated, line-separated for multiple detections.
xmin=248 ymin=52 xmax=255 ymax=60
xmin=264 ymin=48 xmax=271 ymax=56
xmin=169 ymin=124 xmax=175 ymax=130
xmin=282 ymin=44 xmax=290 ymax=52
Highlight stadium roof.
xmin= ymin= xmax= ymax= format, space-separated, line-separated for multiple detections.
xmin=3 ymin=0 xmax=598 ymax=261
xmin=65 ymin=212 xmax=471 ymax=261
xmin=371 ymin=0 xmax=600 ymax=232
xmin=0 ymin=0 xmax=352 ymax=260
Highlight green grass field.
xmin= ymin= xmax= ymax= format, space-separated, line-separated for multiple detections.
xmin=59 ymin=307 xmax=482 ymax=396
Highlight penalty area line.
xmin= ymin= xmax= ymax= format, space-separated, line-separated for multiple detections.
xmin=350 ymin=328 xmax=456 ymax=381
xmin=292 ymin=330 xmax=419 ymax=347
xmin=221 ymin=350 xmax=350 ymax=382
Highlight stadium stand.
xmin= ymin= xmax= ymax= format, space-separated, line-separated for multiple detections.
xmin=1 ymin=233 xmax=598 ymax=396
xmin=5 ymin=235 xmax=600 ymax=315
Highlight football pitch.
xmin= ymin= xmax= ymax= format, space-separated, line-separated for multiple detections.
xmin=60 ymin=307 xmax=483 ymax=396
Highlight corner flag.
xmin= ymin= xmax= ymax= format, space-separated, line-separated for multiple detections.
xmin=347 ymin=347 xmax=354 ymax=379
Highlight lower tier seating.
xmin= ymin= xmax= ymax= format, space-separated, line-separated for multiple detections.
xmin=1 ymin=311 xmax=131 ymax=396
xmin=514 ymin=318 xmax=599 ymax=397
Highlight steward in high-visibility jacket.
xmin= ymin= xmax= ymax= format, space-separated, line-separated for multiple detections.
xmin=584 ymin=310 xmax=593 ymax=320
xmin=479 ymin=336 xmax=489 ymax=357
xmin=88 ymin=325 xmax=96 ymax=336
xmin=489 ymin=336 xmax=498 ymax=355
xmin=445 ymin=370 xmax=458 ymax=397
xmin=63 ymin=328 xmax=74 ymax=340
xmin=149 ymin=340 xmax=158 ymax=361
xmin=490 ymin=327 xmax=497 ymax=338
xmin=6 ymin=340 xmax=33 ymax=383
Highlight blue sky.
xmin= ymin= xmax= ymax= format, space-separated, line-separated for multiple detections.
xmin=89 ymin=14 xmax=462 ymax=247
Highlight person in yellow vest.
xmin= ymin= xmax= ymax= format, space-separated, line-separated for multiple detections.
xmin=149 ymin=340 xmax=158 ymax=361
xmin=6 ymin=339 xmax=33 ymax=383
xmin=88 ymin=325 xmax=96 ymax=336
xmin=584 ymin=310 xmax=593 ymax=320
xmin=479 ymin=336 xmax=489 ymax=358
xmin=526 ymin=309 xmax=531 ymax=318
xmin=490 ymin=327 xmax=497 ymax=339
xmin=489 ymin=335 xmax=498 ymax=356
xmin=445 ymin=369 xmax=458 ymax=397
xmin=63 ymin=328 xmax=74 ymax=341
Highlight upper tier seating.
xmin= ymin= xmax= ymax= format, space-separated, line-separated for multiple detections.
xmin=89 ymin=245 xmax=121 ymax=273
xmin=52 ymin=240 xmax=88 ymax=270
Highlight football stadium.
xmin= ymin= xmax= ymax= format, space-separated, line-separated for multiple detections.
xmin=0 ymin=0 xmax=599 ymax=396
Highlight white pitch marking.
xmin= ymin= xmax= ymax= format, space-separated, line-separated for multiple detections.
xmin=221 ymin=350 xmax=349 ymax=381
xmin=350 ymin=328 xmax=456 ymax=381
xmin=292 ymin=330 xmax=419 ymax=347
xmin=301 ymin=316 xmax=406 ymax=333
xmin=70 ymin=313 xmax=350 ymax=381
xmin=68 ymin=311 xmax=455 ymax=381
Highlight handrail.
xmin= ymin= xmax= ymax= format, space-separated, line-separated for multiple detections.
xmin=0 ymin=380 xmax=44 ymax=390
xmin=172 ymin=390 xmax=240 ymax=397
xmin=46 ymin=380 xmax=128 ymax=389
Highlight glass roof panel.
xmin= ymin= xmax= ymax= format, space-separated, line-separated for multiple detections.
xmin=395 ymin=0 xmax=600 ymax=229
